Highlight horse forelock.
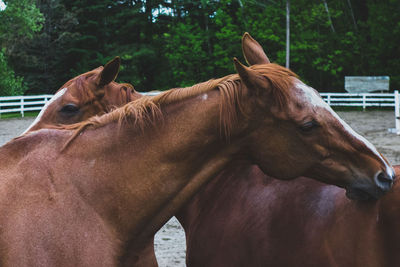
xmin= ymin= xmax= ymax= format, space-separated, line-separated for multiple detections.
xmin=218 ymin=64 xmax=297 ymax=138
xmin=61 ymin=64 xmax=297 ymax=150
xmin=251 ymin=63 xmax=298 ymax=109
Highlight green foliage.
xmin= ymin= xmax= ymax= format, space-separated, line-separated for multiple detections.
xmin=213 ymin=1 xmax=243 ymax=75
xmin=0 ymin=0 xmax=43 ymax=95
xmin=6 ymin=0 xmax=78 ymax=94
xmin=0 ymin=0 xmax=44 ymax=51
xmin=0 ymin=49 xmax=26 ymax=96
xmin=165 ymin=21 xmax=213 ymax=87
xmin=2 ymin=0 xmax=399 ymax=94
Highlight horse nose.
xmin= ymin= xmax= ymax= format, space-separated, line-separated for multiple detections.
xmin=374 ymin=171 xmax=394 ymax=192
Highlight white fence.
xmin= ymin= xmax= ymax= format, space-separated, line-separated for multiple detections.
xmin=319 ymin=91 xmax=400 ymax=134
xmin=320 ymin=92 xmax=396 ymax=109
xmin=0 ymin=95 xmax=53 ymax=118
xmin=1 ymin=91 xmax=400 ymax=133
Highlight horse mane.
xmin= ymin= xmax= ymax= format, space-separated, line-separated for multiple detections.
xmin=62 ymin=63 xmax=297 ymax=150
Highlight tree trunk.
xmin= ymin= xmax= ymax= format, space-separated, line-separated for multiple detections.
xmin=346 ymin=0 xmax=358 ymax=31
xmin=322 ymin=0 xmax=335 ymax=33
xmin=286 ymin=0 xmax=290 ymax=69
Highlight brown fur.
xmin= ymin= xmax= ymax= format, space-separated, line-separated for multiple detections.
xmin=179 ymin=165 xmax=400 ymax=267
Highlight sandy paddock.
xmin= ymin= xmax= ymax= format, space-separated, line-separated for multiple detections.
xmin=1 ymin=110 xmax=400 ymax=266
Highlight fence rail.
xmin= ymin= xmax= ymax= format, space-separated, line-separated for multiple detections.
xmin=320 ymin=92 xmax=396 ymax=109
xmin=0 ymin=95 xmax=53 ymax=118
xmin=1 ymin=91 xmax=400 ymax=133
xmin=0 ymin=93 xmax=160 ymax=118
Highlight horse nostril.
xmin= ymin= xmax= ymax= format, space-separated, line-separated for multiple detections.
xmin=375 ymin=171 xmax=394 ymax=191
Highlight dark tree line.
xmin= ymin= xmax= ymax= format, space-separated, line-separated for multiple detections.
xmin=1 ymin=0 xmax=399 ymax=95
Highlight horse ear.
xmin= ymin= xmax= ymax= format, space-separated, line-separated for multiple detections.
xmin=234 ymin=57 xmax=270 ymax=95
xmin=242 ymin=32 xmax=270 ymax=66
xmin=99 ymin=57 xmax=121 ymax=86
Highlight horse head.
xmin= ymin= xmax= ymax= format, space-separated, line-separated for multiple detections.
xmin=235 ymin=33 xmax=394 ymax=200
xmin=23 ymin=57 xmax=141 ymax=133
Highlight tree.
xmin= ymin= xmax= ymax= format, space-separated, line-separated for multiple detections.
xmin=0 ymin=48 xmax=26 ymax=96
xmin=0 ymin=0 xmax=44 ymax=53
xmin=0 ymin=0 xmax=43 ymax=95
xmin=2 ymin=0 xmax=399 ymax=94
xmin=7 ymin=0 xmax=78 ymax=94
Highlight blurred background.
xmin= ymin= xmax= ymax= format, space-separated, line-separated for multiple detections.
xmin=0 ymin=0 xmax=399 ymax=95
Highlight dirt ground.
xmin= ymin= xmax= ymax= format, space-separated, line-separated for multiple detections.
xmin=1 ymin=110 xmax=400 ymax=267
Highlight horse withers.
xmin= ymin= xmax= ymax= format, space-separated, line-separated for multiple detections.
xmin=0 ymin=34 xmax=393 ymax=266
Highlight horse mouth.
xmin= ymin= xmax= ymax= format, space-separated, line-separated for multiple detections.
xmin=345 ymin=186 xmax=385 ymax=201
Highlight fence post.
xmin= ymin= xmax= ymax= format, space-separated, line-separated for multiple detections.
xmin=327 ymin=94 xmax=331 ymax=105
xmin=395 ymin=90 xmax=400 ymax=134
xmin=362 ymin=94 xmax=366 ymax=111
xmin=20 ymin=97 xmax=24 ymax=117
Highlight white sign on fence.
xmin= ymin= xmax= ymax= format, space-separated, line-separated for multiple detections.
xmin=345 ymin=76 xmax=390 ymax=93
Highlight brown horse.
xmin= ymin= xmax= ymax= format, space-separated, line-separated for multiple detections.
xmin=21 ymin=57 xmax=140 ymax=134
xmin=0 ymin=40 xmax=393 ymax=266
xmin=175 ymin=34 xmax=399 ymax=267
xmin=180 ymin=164 xmax=400 ymax=267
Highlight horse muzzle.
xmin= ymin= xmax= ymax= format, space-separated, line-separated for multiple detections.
xmin=345 ymin=170 xmax=395 ymax=201
xmin=374 ymin=170 xmax=395 ymax=192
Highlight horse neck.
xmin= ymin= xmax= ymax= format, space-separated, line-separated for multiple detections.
xmin=376 ymin=176 xmax=400 ymax=262
xmin=175 ymin=162 xmax=261 ymax=229
xmin=60 ymin=89 xmax=248 ymax=241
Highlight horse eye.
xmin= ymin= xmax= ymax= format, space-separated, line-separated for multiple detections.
xmin=299 ymin=120 xmax=319 ymax=133
xmin=60 ymin=104 xmax=80 ymax=114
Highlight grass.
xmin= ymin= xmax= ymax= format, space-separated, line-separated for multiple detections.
xmin=0 ymin=111 xmax=39 ymax=119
